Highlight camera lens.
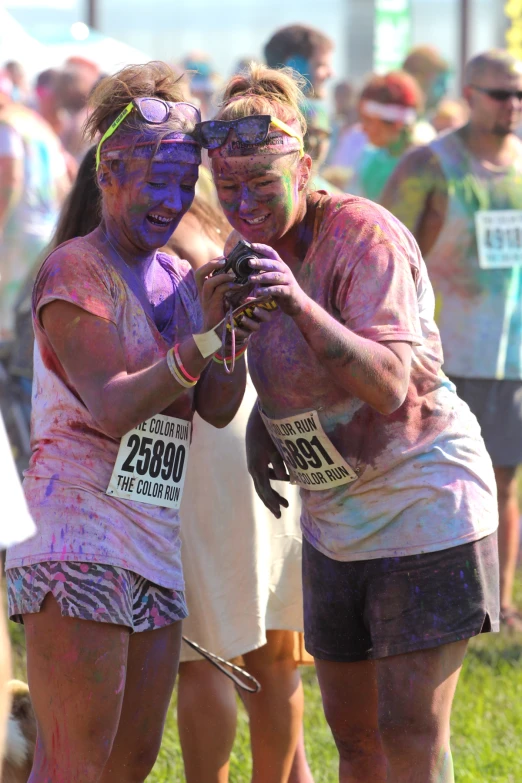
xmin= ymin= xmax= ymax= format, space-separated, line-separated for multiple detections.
xmin=235 ymin=254 xmax=255 ymax=281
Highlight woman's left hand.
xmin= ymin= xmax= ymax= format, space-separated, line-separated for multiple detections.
xmin=247 ymin=243 xmax=310 ymax=317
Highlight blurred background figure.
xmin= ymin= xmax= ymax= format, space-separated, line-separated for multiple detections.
xmin=3 ymin=61 xmax=28 ymax=105
xmin=58 ymin=56 xmax=100 ymax=160
xmin=232 ymin=56 xmax=259 ymax=76
xmin=0 ymin=72 xmax=69 ymax=340
xmin=350 ymin=70 xmax=424 ymax=202
xmin=432 ymin=97 xmax=469 ymax=134
xmin=300 ymin=99 xmax=341 ymax=193
xmin=382 ymin=49 xmax=522 ymax=630
xmin=34 ymin=68 xmax=66 ymax=137
xmin=332 ymin=80 xmax=358 ymax=131
xmin=182 ymin=51 xmax=221 ymax=120
xmin=329 ymin=79 xmax=358 ymax=153
xmin=264 ymin=23 xmax=334 ymax=100
xmin=402 ymin=44 xmax=450 ymax=128
xmin=327 ymin=43 xmax=452 ymax=189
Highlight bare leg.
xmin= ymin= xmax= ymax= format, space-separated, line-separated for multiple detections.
xmin=177 ymin=660 xmax=237 ymax=783
xmin=314 ymin=658 xmax=385 ymax=783
xmin=287 ymin=725 xmax=314 ymax=783
xmin=495 ymin=466 xmax=520 ymax=612
xmin=241 ymin=631 xmax=308 ymax=783
xmin=24 ymin=593 xmax=129 ymax=783
xmin=377 ymin=640 xmax=468 ymax=783
xmin=100 ymin=620 xmax=182 ymax=783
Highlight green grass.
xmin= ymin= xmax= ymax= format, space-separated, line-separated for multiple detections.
xmin=9 ymin=604 xmax=522 ymax=783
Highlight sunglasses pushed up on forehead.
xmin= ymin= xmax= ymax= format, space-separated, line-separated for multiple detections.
xmin=193 ymin=115 xmax=304 ymax=156
xmin=96 ymin=97 xmax=202 ymax=169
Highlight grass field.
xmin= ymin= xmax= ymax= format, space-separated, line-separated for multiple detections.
xmin=8 ymin=581 xmax=522 ymax=783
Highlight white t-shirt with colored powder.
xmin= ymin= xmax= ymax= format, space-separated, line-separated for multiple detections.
xmin=248 ymin=193 xmax=498 ymax=562
xmin=6 ymin=238 xmax=202 ymax=589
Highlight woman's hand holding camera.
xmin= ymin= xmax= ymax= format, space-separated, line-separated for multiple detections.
xmin=247 ymin=243 xmax=310 ymax=317
xmin=195 ymin=258 xmax=275 ymax=341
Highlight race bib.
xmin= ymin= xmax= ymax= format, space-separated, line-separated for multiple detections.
xmin=261 ymin=409 xmax=358 ymax=491
xmin=106 ymin=414 xmax=191 ymax=509
xmin=475 ymin=210 xmax=522 ymax=269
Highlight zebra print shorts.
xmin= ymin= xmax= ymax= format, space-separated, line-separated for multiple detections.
xmin=6 ymin=561 xmax=188 ymax=633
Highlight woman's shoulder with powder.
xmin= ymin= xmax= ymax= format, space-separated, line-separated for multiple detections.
xmin=319 ymin=193 xmax=420 ymax=258
xmin=33 ymin=236 xmax=119 ymax=325
xmin=157 ymin=251 xmax=199 ymax=301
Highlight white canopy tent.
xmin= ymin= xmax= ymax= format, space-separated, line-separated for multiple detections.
xmin=0 ymin=8 xmax=49 ymax=77
xmin=0 ymin=8 xmax=152 ymax=78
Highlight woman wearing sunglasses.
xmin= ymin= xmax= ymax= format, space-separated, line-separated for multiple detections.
xmin=202 ymin=63 xmax=499 ymax=783
xmin=5 ymin=62 xmax=271 ymax=783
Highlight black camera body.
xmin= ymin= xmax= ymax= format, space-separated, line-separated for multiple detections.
xmin=221 ymin=240 xmax=264 ymax=285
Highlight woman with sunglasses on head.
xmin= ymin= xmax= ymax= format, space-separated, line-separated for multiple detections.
xmin=4 ymin=62 xmax=272 ymax=783
xmin=198 ymin=63 xmax=500 ymax=783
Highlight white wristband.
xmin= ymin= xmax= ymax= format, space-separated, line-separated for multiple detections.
xmin=193 ymin=327 xmax=222 ymax=358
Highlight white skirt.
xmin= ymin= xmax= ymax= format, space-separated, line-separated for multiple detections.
xmin=179 ymin=377 xmax=303 ymax=662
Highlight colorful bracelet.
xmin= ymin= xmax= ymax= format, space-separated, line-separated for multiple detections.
xmin=212 ymin=343 xmax=248 ymax=365
xmin=173 ymin=344 xmax=200 ymax=383
xmin=166 ymin=347 xmax=198 ymax=389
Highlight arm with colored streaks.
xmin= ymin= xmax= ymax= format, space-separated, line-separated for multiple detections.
xmin=39 ymin=262 xmax=267 ymax=438
xmin=380 ymin=145 xmax=448 ymax=256
xmin=247 ymin=248 xmax=413 ymax=416
xmin=292 ymin=302 xmax=412 ymax=415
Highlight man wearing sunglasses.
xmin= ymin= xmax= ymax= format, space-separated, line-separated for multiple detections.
xmin=382 ymin=49 xmax=522 ymax=631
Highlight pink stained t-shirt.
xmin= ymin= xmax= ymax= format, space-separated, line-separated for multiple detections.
xmin=248 ymin=193 xmax=498 ymax=562
xmin=6 ymin=237 xmax=202 ymax=589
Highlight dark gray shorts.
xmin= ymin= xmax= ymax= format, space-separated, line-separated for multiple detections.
xmin=302 ymin=533 xmax=499 ymax=662
xmin=449 ymin=377 xmax=522 ymax=467
xmin=6 ymin=561 xmax=188 ymax=633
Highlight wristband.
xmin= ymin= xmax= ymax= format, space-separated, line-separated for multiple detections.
xmin=173 ymin=344 xmax=200 ymax=383
xmin=166 ymin=348 xmax=198 ymax=388
xmin=193 ymin=328 xmax=222 ymax=358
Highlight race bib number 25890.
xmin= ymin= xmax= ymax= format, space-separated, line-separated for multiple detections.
xmin=106 ymin=414 xmax=191 ymax=510
xmin=261 ymin=409 xmax=358 ymax=491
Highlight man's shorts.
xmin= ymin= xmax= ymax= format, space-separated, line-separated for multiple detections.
xmin=6 ymin=561 xmax=188 ymax=633
xmin=302 ymin=533 xmax=499 ymax=662
xmin=449 ymin=377 xmax=522 ymax=467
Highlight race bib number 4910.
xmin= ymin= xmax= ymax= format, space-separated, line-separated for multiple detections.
xmin=261 ymin=409 xmax=358 ymax=491
xmin=475 ymin=210 xmax=522 ymax=269
xmin=106 ymin=414 xmax=191 ymax=510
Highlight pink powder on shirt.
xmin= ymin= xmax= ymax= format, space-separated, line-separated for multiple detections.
xmin=247 ymin=194 xmax=498 ymax=561
xmin=6 ymin=236 xmax=202 ymax=589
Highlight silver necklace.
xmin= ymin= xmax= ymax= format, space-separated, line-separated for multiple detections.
xmin=103 ymin=231 xmax=158 ymax=310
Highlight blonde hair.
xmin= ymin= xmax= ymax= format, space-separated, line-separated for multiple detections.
xmin=215 ymin=62 xmax=308 ymax=136
xmin=84 ymin=61 xmax=189 ymax=140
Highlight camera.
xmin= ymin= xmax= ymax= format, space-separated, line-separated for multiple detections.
xmin=219 ymin=240 xmax=264 ymax=285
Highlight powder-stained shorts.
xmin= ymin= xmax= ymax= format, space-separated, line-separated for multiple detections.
xmin=449 ymin=377 xmax=522 ymax=467
xmin=303 ymin=533 xmax=499 ymax=662
xmin=6 ymin=561 xmax=188 ymax=633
